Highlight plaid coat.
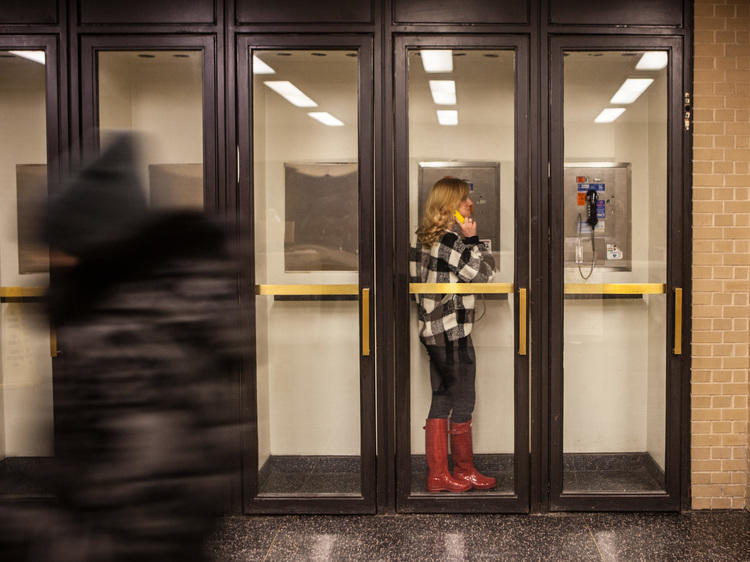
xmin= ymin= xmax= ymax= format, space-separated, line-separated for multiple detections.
xmin=409 ymin=230 xmax=496 ymax=345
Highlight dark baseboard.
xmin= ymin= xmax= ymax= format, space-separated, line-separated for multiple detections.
xmin=0 ymin=457 xmax=56 ymax=499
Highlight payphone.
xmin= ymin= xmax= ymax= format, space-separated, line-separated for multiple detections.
xmin=564 ymin=163 xmax=632 ymax=277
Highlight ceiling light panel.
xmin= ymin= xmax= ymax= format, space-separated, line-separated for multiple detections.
xmin=9 ymin=51 xmax=45 ymax=65
xmin=436 ymin=110 xmax=458 ymax=126
xmin=609 ymin=78 xmax=654 ymax=104
xmin=308 ymin=112 xmax=344 ymax=126
xmin=635 ymin=52 xmax=668 ymax=70
xmin=429 ymin=80 xmax=457 ymax=105
xmin=264 ymin=81 xmax=317 ymax=107
xmin=420 ymin=50 xmax=453 ymax=73
xmin=252 ymin=55 xmax=276 ymax=74
xmin=594 ymin=108 xmax=626 ymax=123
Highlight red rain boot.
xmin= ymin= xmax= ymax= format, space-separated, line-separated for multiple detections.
xmin=450 ymin=420 xmax=497 ymax=490
xmin=425 ymin=418 xmax=471 ymax=493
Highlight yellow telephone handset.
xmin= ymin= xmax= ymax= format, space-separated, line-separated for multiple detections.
xmin=453 ymin=210 xmax=465 ymax=224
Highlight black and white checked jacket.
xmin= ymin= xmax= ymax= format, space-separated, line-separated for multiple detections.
xmin=409 ymin=230 xmax=496 ymax=345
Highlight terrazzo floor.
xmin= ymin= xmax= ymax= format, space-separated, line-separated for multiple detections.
xmin=206 ymin=511 xmax=750 ymax=561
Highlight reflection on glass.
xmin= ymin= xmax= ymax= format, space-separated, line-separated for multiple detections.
xmin=562 ymin=51 xmax=668 ymax=493
xmin=408 ymin=50 xmax=516 ymax=495
xmin=0 ymin=50 xmax=54 ymax=495
xmin=253 ymin=50 xmax=361 ymax=496
xmin=98 ymin=51 xmax=204 ymax=210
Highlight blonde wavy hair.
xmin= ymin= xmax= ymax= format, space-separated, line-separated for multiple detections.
xmin=416 ymin=177 xmax=470 ymax=247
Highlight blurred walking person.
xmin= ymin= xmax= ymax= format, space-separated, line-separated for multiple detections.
xmin=0 ymin=133 xmax=244 ymax=561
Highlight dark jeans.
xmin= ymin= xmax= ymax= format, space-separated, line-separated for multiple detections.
xmin=424 ymin=336 xmax=476 ymax=423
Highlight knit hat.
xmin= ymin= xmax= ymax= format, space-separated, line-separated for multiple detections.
xmin=46 ymin=132 xmax=147 ymax=258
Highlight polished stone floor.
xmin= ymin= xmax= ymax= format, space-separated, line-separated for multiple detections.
xmin=206 ymin=511 xmax=750 ymax=561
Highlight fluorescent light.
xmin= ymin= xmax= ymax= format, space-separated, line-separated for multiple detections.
xmin=252 ymin=55 xmax=275 ymax=74
xmin=264 ymin=81 xmax=317 ymax=107
xmin=436 ymin=110 xmax=458 ymax=126
xmin=594 ymin=108 xmax=626 ymax=123
xmin=429 ymin=80 xmax=456 ymax=105
xmin=420 ymin=50 xmax=453 ymax=73
xmin=636 ymin=51 xmax=668 ymax=70
xmin=9 ymin=51 xmax=45 ymax=65
xmin=308 ymin=112 xmax=344 ymax=126
xmin=609 ymin=78 xmax=654 ymax=104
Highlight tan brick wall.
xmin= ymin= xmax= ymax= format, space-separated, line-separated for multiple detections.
xmin=692 ymin=0 xmax=750 ymax=510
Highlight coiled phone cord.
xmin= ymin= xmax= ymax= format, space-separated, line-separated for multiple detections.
xmin=577 ymin=213 xmax=595 ymax=280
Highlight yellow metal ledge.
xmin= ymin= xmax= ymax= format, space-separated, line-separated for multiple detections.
xmin=410 ymin=283 xmax=514 ymax=294
xmin=0 ymin=286 xmax=46 ymax=298
xmin=256 ymin=284 xmax=359 ymax=296
xmin=564 ymin=283 xmax=666 ymax=295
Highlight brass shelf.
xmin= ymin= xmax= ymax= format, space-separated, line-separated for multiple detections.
xmin=564 ymin=283 xmax=666 ymax=295
xmin=256 ymin=284 xmax=359 ymax=296
xmin=0 ymin=286 xmax=47 ymax=299
xmin=409 ymin=283 xmax=514 ymax=294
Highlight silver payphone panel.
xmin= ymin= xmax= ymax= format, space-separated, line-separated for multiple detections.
xmin=564 ymin=162 xmax=632 ymax=273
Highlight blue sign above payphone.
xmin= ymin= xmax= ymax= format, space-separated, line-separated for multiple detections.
xmin=577 ymin=182 xmax=606 ymax=192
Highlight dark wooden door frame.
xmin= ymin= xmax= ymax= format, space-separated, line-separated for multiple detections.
xmin=236 ymin=34 xmax=377 ymax=514
xmin=0 ymin=34 xmax=68 ymax=470
xmin=393 ymin=34 xmax=531 ymax=514
xmin=78 ymin=34 xmax=220 ymax=214
xmin=547 ymin=34 xmax=688 ymax=512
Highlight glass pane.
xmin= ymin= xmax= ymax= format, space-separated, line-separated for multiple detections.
xmin=98 ymin=51 xmax=204 ymax=210
xmin=0 ymin=50 xmax=54 ymax=496
xmin=408 ymin=50 xmax=516 ymax=495
xmin=562 ymin=51 xmax=668 ymax=493
xmin=253 ymin=50 xmax=361 ymax=496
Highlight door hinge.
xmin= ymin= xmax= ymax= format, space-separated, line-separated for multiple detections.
xmin=684 ymin=92 xmax=692 ymax=132
xmin=547 ymin=162 xmax=551 ymax=179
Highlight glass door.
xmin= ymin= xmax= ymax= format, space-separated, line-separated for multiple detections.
xmin=394 ymin=36 xmax=530 ymax=513
xmin=80 ymin=35 xmax=217 ymax=212
xmin=237 ymin=36 xmax=375 ymax=513
xmin=0 ymin=37 xmax=60 ymax=500
xmin=549 ymin=36 xmax=686 ymax=511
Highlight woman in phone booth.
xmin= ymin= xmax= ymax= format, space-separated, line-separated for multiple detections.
xmin=409 ymin=177 xmax=497 ymax=492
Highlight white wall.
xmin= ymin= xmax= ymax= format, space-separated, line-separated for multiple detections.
xmin=95 ymin=50 xmax=671 ymax=464
xmin=646 ymin=71 xmax=668 ymax=469
xmin=562 ymin=53 xmax=668 ymax=456
xmin=253 ymin=52 xmax=362 ymax=457
xmin=99 ymin=51 xmax=363 ymax=462
xmin=253 ymin=76 xmax=272 ymax=468
xmin=98 ymin=51 xmax=204 ymax=203
xmin=0 ymin=55 xmax=53 ymax=459
xmin=407 ymin=51 xmax=517 ymax=454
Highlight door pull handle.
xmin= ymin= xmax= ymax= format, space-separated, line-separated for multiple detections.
xmin=674 ymin=288 xmax=683 ymax=355
xmin=519 ymin=288 xmax=527 ymax=356
xmin=362 ymin=288 xmax=370 ymax=356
